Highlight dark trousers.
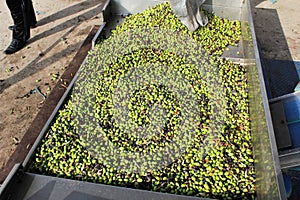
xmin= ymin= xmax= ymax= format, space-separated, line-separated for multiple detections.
xmin=6 ymin=0 xmax=36 ymax=40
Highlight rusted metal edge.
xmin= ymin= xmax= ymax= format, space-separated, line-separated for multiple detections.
xmin=0 ymin=25 xmax=100 ymax=184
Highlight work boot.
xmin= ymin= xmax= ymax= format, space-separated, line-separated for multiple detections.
xmin=4 ymin=39 xmax=27 ymax=54
xmin=4 ymin=0 xmax=30 ymax=54
xmin=4 ymin=21 xmax=29 ymax=54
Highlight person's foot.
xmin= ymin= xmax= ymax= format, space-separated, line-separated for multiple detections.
xmin=4 ymin=39 xmax=26 ymax=54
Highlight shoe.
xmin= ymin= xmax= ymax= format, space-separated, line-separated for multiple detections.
xmin=4 ymin=39 xmax=26 ymax=54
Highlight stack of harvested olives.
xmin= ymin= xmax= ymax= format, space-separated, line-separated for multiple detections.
xmin=31 ymin=2 xmax=255 ymax=199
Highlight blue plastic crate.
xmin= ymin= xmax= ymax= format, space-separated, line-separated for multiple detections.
xmin=288 ymin=123 xmax=300 ymax=148
xmin=284 ymin=97 xmax=300 ymax=123
xmin=283 ymin=95 xmax=300 ymax=148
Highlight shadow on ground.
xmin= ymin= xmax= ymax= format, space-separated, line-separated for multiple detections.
xmin=250 ymin=0 xmax=299 ymax=99
xmin=0 ymin=0 xmax=104 ymax=94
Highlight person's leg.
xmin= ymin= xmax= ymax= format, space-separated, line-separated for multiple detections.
xmin=25 ymin=0 xmax=37 ymax=28
xmin=8 ymin=0 xmax=37 ymax=30
xmin=4 ymin=0 xmax=30 ymax=54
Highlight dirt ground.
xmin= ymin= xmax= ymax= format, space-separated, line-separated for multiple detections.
xmin=0 ymin=0 xmax=105 ymax=170
xmin=0 ymin=0 xmax=299 ymax=182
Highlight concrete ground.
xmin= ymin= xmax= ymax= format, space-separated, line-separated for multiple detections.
xmin=0 ymin=0 xmax=299 ymax=189
xmin=252 ymin=0 xmax=300 ymax=61
xmin=251 ymin=0 xmax=300 ymax=101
